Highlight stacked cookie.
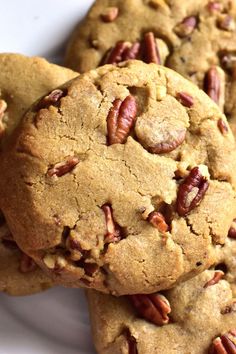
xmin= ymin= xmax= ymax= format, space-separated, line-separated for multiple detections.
xmin=1 ymin=0 xmax=236 ymax=353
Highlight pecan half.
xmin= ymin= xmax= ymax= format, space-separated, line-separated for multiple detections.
xmin=19 ymin=253 xmax=37 ymax=273
xmin=174 ymin=16 xmax=197 ymax=37
xmin=148 ymin=129 xmax=186 ymax=154
xmin=177 ymin=92 xmax=194 ymax=108
xmin=37 ymin=89 xmax=66 ymax=110
xmin=107 ymin=95 xmax=137 ymax=145
xmin=204 ymin=270 xmax=224 ymax=288
xmin=176 ymin=167 xmax=209 ymax=217
xmin=218 ymin=118 xmax=228 ymax=135
xmin=147 ymin=211 xmax=169 ymax=232
xmin=101 ymin=7 xmax=119 ymax=22
xmin=102 ymin=204 xmax=122 ymax=243
xmin=228 ymin=218 xmax=236 ymax=239
xmin=47 ymin=156 xmax=79 ymax=177
xmin=129 ymin=293 xmax=171 ymax=326
xmin=209 ymin=330 xmax=236 ymax=354
xmin=142 ymin=32 xmax=161 ymax=64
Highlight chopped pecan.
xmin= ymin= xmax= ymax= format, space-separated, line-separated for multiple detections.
xmin=228 ymin=218 xmax=236 ymax=239
xmin=47 ymin=156 xmax=79 ymax=177
xmin=124 ymin=329 xmax=138 ymax=354
xmin=43 ymin=254 xmax=66 ymax=272
xmin=102 ymin=204 xmax=122 ymax=243
xmin=221 ymin=52 xmax=236 ymax=71
xmin=209 ymin=330 xmax=236 ymax=354
xmin=147 ymin=211 xmax=169 ymax=232
xmin=19 ymin=253 xmax=37 ymax=273
xmin=177 ymin=92 xmax=194 ymax=108
xmin=221 ymin=300 xmax=236 ymax=315
xmin=204 ymin=67 xmax=222 ymax=104
xmin=76 ymin=259 xmax=99 ymax=277
xmin=101 ymin=7 xmax=119 ymax=22
xmin=142 ymin=32 xmax=161 ymax=64
xmin=207 ymin=2 xmax=223 ymax=12
xmin=37 ymin=89 xmax=66 ymax=110
xmin=122 ymin=42 xmax=141 ymax=61
xmin=204 ymin=270 xmax=224 ymax=288
xmin=217 ymin=15 xmax=235 ymax=31
xmin=104 ymin=41 xmax=129 ymax=65
xmin=107 ymin=95 xmax=137 ymax=145
xmin=174 ymin=16 xmax=198 ymax=37
xmin=176 ymin=167 xmax=209 ymax=217
xmin=129 ymin=293 xmax=171 ymax=326
xmin=218 ymin=118 xmax=228 ymax=135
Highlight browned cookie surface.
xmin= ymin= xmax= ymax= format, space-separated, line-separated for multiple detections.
xmin=0 ymin=53 xmax=77 ymax=296
xmin=0 ymin=61 xmax=235 ymax=295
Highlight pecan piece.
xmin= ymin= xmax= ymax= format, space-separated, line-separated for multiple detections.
xmin=176 ymin=167 xmax=209 ymax=217
xmin=37 ymin=89 xmax=66 ymax=110
xmin=107 ymin=95 xmax=137 ymax=145
xmin=123 ymin=329 xmax=138 ymax=354
xmin=177 ymin=92 xmax=194 ymax=108
xmin=221 ymin=300 xmax=236 ymax=315
xmin=19 ymin=253 xmax=37 ymax=273
xmin=174 ymin=16 xmax=198 ymax=37
xmin=217 ymin=15 xmax=235 ymax=31
xmin=221 ymin=52 xmax=236 ymax=71
xmin=147 ymin=211 xmax=169 ymax=232
xmin=129 ymin=293 xmax=171 ymax=326
xmin=47 ymin=156 xmax=79 ymax=177
xmin=204 ymin=270 xmax=224 ymax=288
xmin=43 ymin=254 xmax=66 ymax=272
xmin=207 ymin=2 xmax=223 ymax=12
xmin=209 ymin=330 xmax=236 ymax=354
xmin=102 ymin=204 xmax=122 ymax=243
xmin=104 ymin=41 xmax=129 ymax=65
xmin=101 ymin=7 xmax=119 ymax=22
xmin=218 ymin=118 xmax=229 ymax=135
xmin=142 ymin=32 xmax=161 ymax=64
xmin=204 ymin=66 xmax=225 ymax=110
xmin=122 ymin=42 xmax=141 ymax=61
xmin=228 ymin=218 xmax=236 ymax=239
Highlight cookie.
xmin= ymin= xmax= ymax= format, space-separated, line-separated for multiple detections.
xmin=0 ymin=60 xmax=236 ymax=295
xmin=64 ymin=0 xmax=236 ymax=120
xmin=0 ymin=53 xmax=77 ymax=296
xmin=87 ymin=263 xmax=236 ymax=354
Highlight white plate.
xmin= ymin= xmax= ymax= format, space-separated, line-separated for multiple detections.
xmin=0 ymin=1 xmax=96 ymax=353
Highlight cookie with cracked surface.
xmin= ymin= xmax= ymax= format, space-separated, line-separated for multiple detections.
xmin=1 ymin=60 xmax=236 ymax=295
xmin=64 ymin=0 xmax=236 ymax=121
xmin=86 ymin=266 xmax=236 ymax=354
xmin=0 ymin=53 xmax=77 ymax=295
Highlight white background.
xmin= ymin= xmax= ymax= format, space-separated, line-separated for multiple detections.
xmin=0 ymin=1 xmax=96 ymax=353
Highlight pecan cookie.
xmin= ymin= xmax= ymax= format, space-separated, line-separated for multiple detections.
xmin=1 ymin=61 xmax=236 ymax=295
xmin=87 ymin=265 xmax=236 ymax=354
xmin=0 ymin=53 xmax=77 ymax=295
xmin=64 ymin=0 xmax=236 ymax=120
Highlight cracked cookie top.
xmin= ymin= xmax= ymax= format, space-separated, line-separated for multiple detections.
xmin=87 ymin=252 xmax=236 ymax=354
xmin=65 ymin=0 xmax=236 ymax=122
xmin=1 ymin=60 xmax=236 ymax=295
xmin=0 ymin=53 xmax=77 ymax=295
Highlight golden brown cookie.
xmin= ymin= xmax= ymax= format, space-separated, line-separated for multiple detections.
xmin=87 ymin=265 xmax=236 ymax=354
xmin=0 ymin=53 xmax=77 ymax=296
xmin=64 ymin=0 xmax=236 ymax=121
xmin=0 ymin=61 xmax=236 ymax=295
